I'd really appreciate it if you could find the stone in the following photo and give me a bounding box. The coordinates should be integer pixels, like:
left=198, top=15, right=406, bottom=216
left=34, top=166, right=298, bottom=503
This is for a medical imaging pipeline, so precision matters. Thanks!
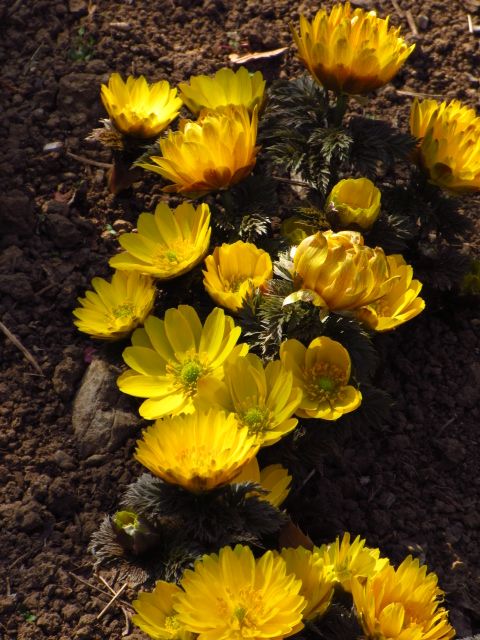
left=72, top=358, right=141, bottom=458
left=45, top=212, right=83, bottom=249
left=0, top=273, right=33, bottom=302
left=52, top=355, right=85, bottom=401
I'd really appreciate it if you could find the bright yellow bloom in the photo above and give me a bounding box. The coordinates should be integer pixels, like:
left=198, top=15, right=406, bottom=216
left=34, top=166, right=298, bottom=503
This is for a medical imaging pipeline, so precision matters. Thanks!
left=179, top=66, right=265, bottom=115
left=100, top=73, right=182, bottom=138
left=109, top=202, right=211, bottom=279
left=137, top=106, right=259, bottom=197
left=132, top=580, right=193, bottom=640
left=280, top=547, right=335, bottom=620
left=285, top=231, right=425, bottom=331
left=316, top=533, right=389, bottom=593
left=196, top=353, right=301, bottom=446
left=352, top=556, right=455, bottom=640
left=326, top=178, right=381, bottom=229
left=410, top=98, right=480, bottom=193
left=292, top=3, right=414, bottom=95
left=280, top=336, right=362, bottom=420
left=73, top=270, right=156, bottom=341
left=135, top=410, right=259, bottom=492
left=234, top=457, right=292, bottom=508
left=174, top=545, right=306, bottom=640
left=355, top=255, right=425, bottom=331
left=203, top=241, right=273, bottom=312
left=117, top=305, right=248, bottom=419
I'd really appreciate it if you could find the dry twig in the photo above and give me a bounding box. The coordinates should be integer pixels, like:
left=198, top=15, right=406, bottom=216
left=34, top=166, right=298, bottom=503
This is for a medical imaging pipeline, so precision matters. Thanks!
left=96, top=583, right=128, bottom=620
left=0, top=320, right=44, bottom=375
left=390, top=0, right=404, bottom=16
left=66, top=151, right=113, bottom=170
left=405, top=10, right=419, bottom=35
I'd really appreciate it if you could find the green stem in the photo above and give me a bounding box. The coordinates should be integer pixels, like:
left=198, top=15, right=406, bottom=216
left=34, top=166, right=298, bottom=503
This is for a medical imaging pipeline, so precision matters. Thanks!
left=331, top=92, right=349, bottom=127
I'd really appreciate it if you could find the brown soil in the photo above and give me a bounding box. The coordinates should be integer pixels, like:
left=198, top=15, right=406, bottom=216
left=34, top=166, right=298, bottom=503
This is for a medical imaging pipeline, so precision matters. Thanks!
left=0, top=0, right=479, bottom=638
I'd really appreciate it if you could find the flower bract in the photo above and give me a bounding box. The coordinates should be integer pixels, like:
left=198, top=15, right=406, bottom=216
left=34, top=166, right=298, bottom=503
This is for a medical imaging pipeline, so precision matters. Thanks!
left=410, top=98, right=480, bottom=193
left=280, top=547, right=335, bottom=620
left=292, top=2, right=414, bottom=95
left=135, top=410, right=260, bottom=492
left=100, top=73, right=182, bottom=138
left=234, top=457, right=292, bottom=508
left=109, top=202, right=211, bottom=279
left=316, top=533, right=389, bottom=592
left=196, top=353, right=301, bottom=446
left=132, top=580, right=193, bottom=640
left=326, top=177, right=381, bottom=229
left=280, top=336, right=362, bottom=420
left=174, top=545, right=306, bottom=640
left=352, top=556, right=455, bottom=640
left=117, top=305, right=248, bottom=419
left=137, top=105, right=259, bottom=196
left=179, top=66, right=265, bottom=115
left=203, top=241, right=273, bottom=312
left=73, top=270, right=156, bottom=340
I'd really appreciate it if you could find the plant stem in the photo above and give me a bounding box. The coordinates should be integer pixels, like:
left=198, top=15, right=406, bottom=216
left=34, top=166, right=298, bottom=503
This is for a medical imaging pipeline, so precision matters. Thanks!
left=331, top=92, right=349, bottom=127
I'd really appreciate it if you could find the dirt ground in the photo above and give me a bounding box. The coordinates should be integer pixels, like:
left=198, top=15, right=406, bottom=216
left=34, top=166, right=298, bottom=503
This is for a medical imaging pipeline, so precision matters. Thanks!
left=0, top=0, right=479, bottom=638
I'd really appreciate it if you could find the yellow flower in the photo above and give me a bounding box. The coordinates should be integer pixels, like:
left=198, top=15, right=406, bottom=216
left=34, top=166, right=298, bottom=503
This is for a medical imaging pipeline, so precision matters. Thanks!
left=117, top=305, right=248, bottom=419
left=352, top=556, right=455, bottom=640
left=410, top=98, right=480, bottom=193
left=203, top=241, right=273, bottom=312
left=196, top=353, right=301, bottom=446
left=132, top=580, right=193, bottom=640
left=316, top=533, right=389, bottom=593
left=280, top=336, right=362, bottom=420
left=73, top=270, right=156, bottom=341
left=100, top=73, right=182, bottom=138
left=135, top=410, right=259, bottom=492
left=326, top=178, right=381, bottom=229
left=137, top=105, right=259, bottom=196
left=292, top=3, right=415, bottom=95
left=355, top=255, right=425, bottom=331
left=285, top=231, right=425, bottom=331
left=233, top=457, right=292, bottom=508
left=109, top=202, right=211, bottom=279
left=179, top=66, right=265, bottom=115
left=174, top=545, right=306, bottom=640
left=280, top=547, right=335, bottom=620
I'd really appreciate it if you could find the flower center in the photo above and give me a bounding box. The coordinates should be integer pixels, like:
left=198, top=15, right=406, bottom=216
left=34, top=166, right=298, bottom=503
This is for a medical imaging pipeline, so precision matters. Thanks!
left=226, top=277, right=246, bottom=293
left=152, top=240, right=191, bottom=270
left=239, top=406, right=271, bottom=437
left=229, top=587, right=265, bottom=634
left=112, top=302, right=135, bottom=320
left=304, top=362, right=347, bottom=402
left=166, top=355, right=209, bottom=397
left=180, top=360, right=204, bottom=388
left=164, top=614, right=181, bottom=634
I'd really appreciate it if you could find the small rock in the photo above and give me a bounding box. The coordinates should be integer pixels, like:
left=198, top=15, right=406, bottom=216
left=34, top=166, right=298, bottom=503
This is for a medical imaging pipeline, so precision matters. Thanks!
left=52, top=355, right=85, bottom=401
left=47, top=478, right=79, bottom=517
left=84, top=453, right=109, bottom=467
left=17, top=504, right=45, bottom=533
left=0, top=190, right=35, bottom=238
left=112, top=219, right=132, bottom=232
left=0, top=595, right=16, bottom=615
left=0, top=273, right=33, bottom=302
left=68, top=0, right=88, bottom=15
left=43, top=141, right=64, bottom=152
left=72, top=358, right=141, bottom=458
left=53, top=450, right=76, bottom=471
left=45, top=212, right=83, bottom=249
left=417, top=14, right=429, bottom=30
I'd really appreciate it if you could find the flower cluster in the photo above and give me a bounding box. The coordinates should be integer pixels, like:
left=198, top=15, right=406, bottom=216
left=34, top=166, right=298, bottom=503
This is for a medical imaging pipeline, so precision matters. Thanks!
left=132, top=539, right=454, bottom=640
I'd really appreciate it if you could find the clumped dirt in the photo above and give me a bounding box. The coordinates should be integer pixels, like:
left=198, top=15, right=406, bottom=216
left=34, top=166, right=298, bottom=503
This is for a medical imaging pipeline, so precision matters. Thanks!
left=0, top=0, right=479, bottom=638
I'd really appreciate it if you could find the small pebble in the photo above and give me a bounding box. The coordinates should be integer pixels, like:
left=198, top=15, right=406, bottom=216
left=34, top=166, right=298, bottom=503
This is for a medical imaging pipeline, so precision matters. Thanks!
left=43, top=141, right=64, bottom=152
left=417, top=14, right=429, bottom=30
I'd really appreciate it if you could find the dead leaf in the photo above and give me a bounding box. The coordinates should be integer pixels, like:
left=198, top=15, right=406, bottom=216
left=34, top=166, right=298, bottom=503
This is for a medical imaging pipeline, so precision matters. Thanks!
left=278, top=519, right=314, bottom=550
left=229, top=46, right=288, bottom=64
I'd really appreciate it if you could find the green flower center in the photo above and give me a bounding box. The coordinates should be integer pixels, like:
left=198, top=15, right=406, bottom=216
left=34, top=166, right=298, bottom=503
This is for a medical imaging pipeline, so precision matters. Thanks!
left=164, top=614, right=181, bottom=634
left=152, top=240, right=191, bottom=270
left=240, top=406, right=270, bottom=437
left=112, top=302, right=135, bottom=319
left=304, top=362, right=347, bottom=402
left=180, top=360, right=204, bottom=388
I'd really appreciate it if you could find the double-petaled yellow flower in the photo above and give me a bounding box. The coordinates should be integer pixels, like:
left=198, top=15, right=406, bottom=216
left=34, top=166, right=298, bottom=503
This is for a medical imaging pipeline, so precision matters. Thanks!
left=109, top=202, right=211, bottom=279
left=132, top=581, right=193, bottom=640
left=352, top=556, right=455, bottom=640
left=196, top=353, right=301, bottom=446
left=174, top=545, right=306, bottom=640
left=233, top=457, right=292, bottom=508
left=203, top=241, right=273, bottom=312
left=410, top=98, right=480, bottom=193
left=326, top=178, right=381, bottom=229
left=179, top=66, right=265, bottom=115
left=117, top=305, right=248, bottom=419
left=73, top=270, right=156, bottom=340
left=355, top=255, right=425, bottom=331
left=137, top=106, right=259, bottom=196
left=135, top=410, right=259, bottom=492
left=280, top=547, right=335, bottom=620
left=292, top=3, right=414, bottom=95
left=280, top=336, right=362, bottom=420
left=285, top=231, right=425, bottom=330
left=316, top=533, right=389, bottom=593
left=100, top=73, right=182, bottom=138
